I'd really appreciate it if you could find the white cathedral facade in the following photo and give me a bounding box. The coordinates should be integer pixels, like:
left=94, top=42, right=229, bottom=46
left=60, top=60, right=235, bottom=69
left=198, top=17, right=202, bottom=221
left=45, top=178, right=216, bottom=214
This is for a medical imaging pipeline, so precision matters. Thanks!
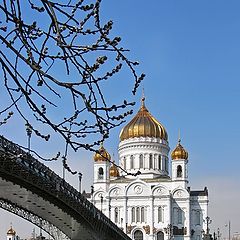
left=90, top=97, right=209, bottom=240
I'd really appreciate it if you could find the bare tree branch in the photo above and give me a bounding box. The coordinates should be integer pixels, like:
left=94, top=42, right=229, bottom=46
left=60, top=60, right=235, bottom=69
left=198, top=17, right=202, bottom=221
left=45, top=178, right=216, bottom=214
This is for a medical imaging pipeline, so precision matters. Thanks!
left=0, top=0, right=144, bottom=174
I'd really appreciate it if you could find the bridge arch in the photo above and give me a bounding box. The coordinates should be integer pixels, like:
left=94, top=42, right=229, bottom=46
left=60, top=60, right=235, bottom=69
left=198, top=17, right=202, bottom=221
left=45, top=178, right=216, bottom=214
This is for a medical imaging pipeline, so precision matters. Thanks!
left=0, top=136, right=131, bottom=240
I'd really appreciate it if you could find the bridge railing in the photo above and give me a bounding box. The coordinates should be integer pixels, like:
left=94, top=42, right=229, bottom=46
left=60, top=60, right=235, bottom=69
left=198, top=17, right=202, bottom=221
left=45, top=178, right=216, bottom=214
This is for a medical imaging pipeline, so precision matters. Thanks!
left=0, top=135, right=130, bottom=240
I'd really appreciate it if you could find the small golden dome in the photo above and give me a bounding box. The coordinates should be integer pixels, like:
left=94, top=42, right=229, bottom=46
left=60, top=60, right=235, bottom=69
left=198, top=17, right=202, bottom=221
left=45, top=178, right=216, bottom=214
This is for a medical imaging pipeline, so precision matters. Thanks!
left=171, top=139, right=188, bottom=160
left=119, top=97, right=168, bottom=141
left=7, top=226, right=16, bottom=236
left=110, top=163, right=120, bottom=177
left=94, top=144, right=111, bottom=162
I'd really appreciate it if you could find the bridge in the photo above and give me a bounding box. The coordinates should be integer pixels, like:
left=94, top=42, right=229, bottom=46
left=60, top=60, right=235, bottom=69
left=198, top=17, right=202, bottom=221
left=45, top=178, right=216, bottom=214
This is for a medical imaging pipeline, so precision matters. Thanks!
left=0, top=135, right=131, bottom=240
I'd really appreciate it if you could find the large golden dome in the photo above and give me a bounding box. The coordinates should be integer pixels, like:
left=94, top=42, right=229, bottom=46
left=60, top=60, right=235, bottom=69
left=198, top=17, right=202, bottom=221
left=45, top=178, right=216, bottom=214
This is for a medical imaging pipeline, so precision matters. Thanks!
left=119, top=97, right=168, bottom=141
left=171, top=139, right=188, bottom=160
left=94, top=144, right=111, bottom=162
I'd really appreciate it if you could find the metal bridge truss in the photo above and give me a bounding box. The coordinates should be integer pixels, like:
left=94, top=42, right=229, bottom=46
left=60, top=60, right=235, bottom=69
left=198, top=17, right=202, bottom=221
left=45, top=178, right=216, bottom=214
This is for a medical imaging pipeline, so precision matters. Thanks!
left=0, top=135, right=131, bottom=240
left=0, top=198, right=69, bottom=240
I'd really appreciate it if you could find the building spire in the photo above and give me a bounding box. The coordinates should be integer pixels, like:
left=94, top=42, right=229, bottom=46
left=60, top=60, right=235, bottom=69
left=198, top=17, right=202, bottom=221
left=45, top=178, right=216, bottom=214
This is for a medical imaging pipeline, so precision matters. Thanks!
left=141, top=88, right=146, bottom=108
left=178, top=129, right=181, bottom=144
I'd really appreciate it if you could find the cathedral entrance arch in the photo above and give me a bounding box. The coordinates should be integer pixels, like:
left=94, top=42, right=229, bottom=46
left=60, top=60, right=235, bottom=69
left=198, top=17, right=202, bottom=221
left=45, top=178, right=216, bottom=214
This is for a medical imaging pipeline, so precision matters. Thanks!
left=157, top=231, right=164, bottom=240
left=134, top=230, right=143, bottom=240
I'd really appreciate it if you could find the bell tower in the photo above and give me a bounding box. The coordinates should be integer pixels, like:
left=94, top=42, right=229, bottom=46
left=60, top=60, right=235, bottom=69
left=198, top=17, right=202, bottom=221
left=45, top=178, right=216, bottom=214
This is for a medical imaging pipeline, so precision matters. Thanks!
left=93, top=144, right=111, bottom=192
left=171, top=138, right=189, bottom=188
left=7, top=225, right=16, bottom=240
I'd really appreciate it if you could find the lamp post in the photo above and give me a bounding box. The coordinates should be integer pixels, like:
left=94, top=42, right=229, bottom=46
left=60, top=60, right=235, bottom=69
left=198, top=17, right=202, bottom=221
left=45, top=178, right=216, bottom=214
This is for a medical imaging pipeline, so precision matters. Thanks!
left=25, top=123, right=32, bottom=155
left=225, top=221, right=231, bottom=240
left=78, top=172, right=82, bottom=193
left=91, top=185, right=94, bottom=203
left=205, top=216, right=212, bottom=235
left=100, top=195, right=103, bottom=212
left=164, top=224, right=173, bottom=240
left=217, top=228, right=221, bottom=240
left=109, top=200, right=111, bottom=219
left=62, top=159, right=65, bottom=180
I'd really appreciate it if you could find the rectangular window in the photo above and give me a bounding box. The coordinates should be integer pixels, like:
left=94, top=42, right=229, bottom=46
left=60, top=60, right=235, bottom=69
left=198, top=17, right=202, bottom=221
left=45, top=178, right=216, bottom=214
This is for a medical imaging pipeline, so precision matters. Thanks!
left=141, top=207, right=145, bottom=222
left=158, top=206, right=163, bottom=222
left=178, top=208, right=183, bottom=224
left=136, top=207, right=140, bottom=222
left=158, top=155, right=161, bottom=170
left=132, top=207, right=135, bottom=223
left=139, top=154, right=143, bottom=168
left=114, top=207, right=119, bottom=224
left=195, top=210, right=201, bottom=225
left=123, top=157, right=126, bottom=169
left=165, top=158, right=168, bottom=172
left=130, top=155, right=134, bottom=169
left=173, top=207, right=178, bottom=225
left=149, top=154, right=153, bottom=169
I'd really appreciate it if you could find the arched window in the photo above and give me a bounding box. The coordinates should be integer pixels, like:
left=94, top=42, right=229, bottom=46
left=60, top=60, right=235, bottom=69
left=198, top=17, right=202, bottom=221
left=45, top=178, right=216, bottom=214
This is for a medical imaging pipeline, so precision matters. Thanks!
left=158, top=155, right=161, bottom=170
left=130, top=155, right=134, bottom=169
left=136, top=207, right=140, bottom=222
left=141, top=207, right=145, bottom=222
left=114, top=207, right=119, bottom=224
left=149, top=154, right=153, bottom=169
left=177, top=165, right=182, bottom=178
left=98, top=167, right=104, bottom=179
left=131, top=207, right=135, bottom=223
left=157, top=231, right=164, bottom=240
left=139, top=154, right=143, bottom=168
left=195, top=210, right=201, bottom=225
left=158, top=206, right=163, bottom=222
left=134, top=230, right=143, bottom=240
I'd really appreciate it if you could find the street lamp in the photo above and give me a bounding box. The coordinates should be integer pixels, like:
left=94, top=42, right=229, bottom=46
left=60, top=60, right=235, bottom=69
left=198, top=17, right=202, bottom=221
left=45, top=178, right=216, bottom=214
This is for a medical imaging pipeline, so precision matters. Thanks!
left=100, top=195, right=103, bottom=212
left=78, top=172, right=82, bottom=193
left=204, top=216, right=212, bottom=235
left=62, top=159, right=65, bottom=180
left=109, top=200, right=111, bottom=219
left=225, top=221, right=231, bottom=240
left=217, top=228, right=221, bottom=240
left=25, top=123, right=32, bottom=155
left=91, top=185, right=94, bottom=203
left=164, top=224, right=173, bottom=240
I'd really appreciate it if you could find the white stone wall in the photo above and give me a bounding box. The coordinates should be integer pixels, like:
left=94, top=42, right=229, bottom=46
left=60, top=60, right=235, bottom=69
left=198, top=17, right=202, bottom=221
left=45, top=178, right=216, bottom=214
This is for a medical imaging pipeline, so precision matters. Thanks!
left=118, top=137, right=170, bottom=178
left=92, top=134, right=208, bottom=240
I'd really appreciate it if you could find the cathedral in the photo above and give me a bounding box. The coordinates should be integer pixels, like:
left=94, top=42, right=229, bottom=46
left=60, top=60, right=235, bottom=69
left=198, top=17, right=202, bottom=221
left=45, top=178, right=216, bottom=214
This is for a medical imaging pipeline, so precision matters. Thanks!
left=91, top=97, right=209, bottom=240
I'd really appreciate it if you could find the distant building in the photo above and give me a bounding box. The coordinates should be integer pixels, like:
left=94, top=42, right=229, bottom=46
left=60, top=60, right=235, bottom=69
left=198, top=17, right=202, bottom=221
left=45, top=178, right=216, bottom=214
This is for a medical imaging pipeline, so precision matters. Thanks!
left=7, top=226, right=20, bottom=240
left=6, top=225, right=49, bottom=240
left=232, top=233, right=240, bottom=240
left=90, top=97, right=209, bottom=240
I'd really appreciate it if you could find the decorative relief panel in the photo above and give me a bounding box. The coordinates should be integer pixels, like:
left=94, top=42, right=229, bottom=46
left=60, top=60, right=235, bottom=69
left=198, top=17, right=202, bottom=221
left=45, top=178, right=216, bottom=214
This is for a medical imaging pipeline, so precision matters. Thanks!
left=156, top=188, right=164, bottom=194
left=173, top=189, right=188, bottom=198
left=143, top=225, right=150, bottom=234
left=112, top=188, right=120, bottom=196
left=153, top=186, right=168, bottom=196
left=176, top=190, right=183, bottom=197
left=127, top=225, right=135, bottom=234
left=134, top=185, right=143, bottom=194
left=126, top=182, right=150, bottom=196
left=109, top=187, right=123, bottom=197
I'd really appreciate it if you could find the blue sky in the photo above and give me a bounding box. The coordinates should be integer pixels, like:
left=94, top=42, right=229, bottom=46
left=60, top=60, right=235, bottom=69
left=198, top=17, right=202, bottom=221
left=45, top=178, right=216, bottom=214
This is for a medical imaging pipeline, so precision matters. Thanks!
left=1, top=1, right=240, bottom=239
